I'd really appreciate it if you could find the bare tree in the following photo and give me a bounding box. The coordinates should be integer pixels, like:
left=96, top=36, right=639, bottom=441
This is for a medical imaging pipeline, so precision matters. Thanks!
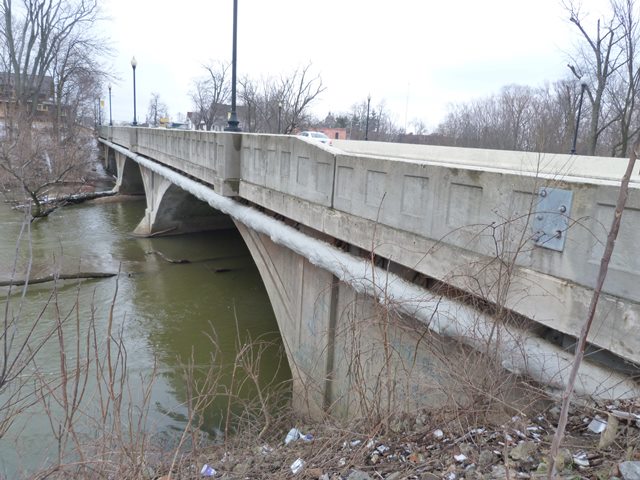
left=607, top=0, right=640, bottom=156
left=0, top=0, right=100, bottom=125
left=435, top=81, right=589, bottom=153
left=0, top=0, right=108, bottom=219
left=565, top=0, right=627, bottom=155
left=189, top=61, right=230, bottom=130
left=278, top=63, right=325, bottom=133
left=146, top=92, right=168, bottom=127
left=236, top=63, right=325, bottom=133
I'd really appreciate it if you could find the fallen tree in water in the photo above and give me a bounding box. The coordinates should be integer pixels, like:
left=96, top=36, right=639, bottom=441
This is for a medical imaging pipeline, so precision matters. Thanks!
left=0, top=271, right=117, bottom=287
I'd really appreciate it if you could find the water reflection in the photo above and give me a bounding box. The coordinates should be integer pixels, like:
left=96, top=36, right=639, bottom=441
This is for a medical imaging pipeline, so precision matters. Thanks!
left=0, top=199, right=290, bottom=475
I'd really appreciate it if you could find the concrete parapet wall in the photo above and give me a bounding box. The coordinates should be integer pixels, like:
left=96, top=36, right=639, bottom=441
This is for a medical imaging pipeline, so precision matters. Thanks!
left=240, top=134, right=336, bottom=206
left=101, top=126, right=240, bottom=196
left=238, top=136, right=640, bottom=365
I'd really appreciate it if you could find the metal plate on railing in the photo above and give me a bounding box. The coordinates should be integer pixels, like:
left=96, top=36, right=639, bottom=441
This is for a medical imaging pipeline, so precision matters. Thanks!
left=532, top=187, right=573, bottom=252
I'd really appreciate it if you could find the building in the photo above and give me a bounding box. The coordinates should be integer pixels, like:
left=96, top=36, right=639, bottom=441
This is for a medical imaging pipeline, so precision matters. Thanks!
left=0, top=73, right=55, bottom=121
left=318, top=128, right=347, bottom=140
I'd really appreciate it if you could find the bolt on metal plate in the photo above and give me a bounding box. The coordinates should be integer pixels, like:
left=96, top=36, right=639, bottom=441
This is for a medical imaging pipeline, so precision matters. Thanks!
left=531, top=187, right=573, bottom=252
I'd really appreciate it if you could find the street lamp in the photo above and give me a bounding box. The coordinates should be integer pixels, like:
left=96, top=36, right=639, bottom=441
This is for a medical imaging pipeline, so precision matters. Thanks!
left=131, top=56, right=138, bottom=126
left=570, top=82, right=588, bottom=154
left=365, top=94, right=371, bottom=141
left=278, top=101, right=282, bottom=134
left=225, top=0, right=241, bottom=132
left=108, top=84, right=113, bottom=126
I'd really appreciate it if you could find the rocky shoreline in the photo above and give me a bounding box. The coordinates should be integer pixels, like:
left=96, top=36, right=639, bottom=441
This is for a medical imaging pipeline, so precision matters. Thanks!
left=159, top=398, right=640, bottom=479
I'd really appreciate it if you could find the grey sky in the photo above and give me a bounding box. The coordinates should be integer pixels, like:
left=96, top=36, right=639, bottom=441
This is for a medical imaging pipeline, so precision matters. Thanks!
left=101, top=0, right=611, bottom=129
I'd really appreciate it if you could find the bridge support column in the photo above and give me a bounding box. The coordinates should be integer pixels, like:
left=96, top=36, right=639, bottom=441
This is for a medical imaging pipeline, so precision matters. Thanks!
left=114, top=151, right=144, bottom=194
left=103, top=145, right=117, bottom=175
left=237, top=223, right=471, bottom=419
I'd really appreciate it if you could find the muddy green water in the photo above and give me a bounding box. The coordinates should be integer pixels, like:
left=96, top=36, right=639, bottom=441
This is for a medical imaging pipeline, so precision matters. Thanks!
left=0, top=199, right=289, bottom=476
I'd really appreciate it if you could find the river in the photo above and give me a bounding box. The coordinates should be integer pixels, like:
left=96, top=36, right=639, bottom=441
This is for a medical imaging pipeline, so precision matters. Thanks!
left=0, top=196, right=290, bottom=477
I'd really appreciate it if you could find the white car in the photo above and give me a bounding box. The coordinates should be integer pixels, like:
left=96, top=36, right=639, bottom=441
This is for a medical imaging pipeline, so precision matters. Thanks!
left=297, top=131, right=332, bottom=145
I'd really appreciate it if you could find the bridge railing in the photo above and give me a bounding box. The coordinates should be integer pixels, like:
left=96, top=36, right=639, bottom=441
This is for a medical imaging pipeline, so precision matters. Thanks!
left=100, top=126, right=240, bottom=196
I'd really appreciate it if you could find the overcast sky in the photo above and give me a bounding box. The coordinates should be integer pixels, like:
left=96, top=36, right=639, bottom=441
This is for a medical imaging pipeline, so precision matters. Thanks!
left=100, top=0, right=612, bottom=130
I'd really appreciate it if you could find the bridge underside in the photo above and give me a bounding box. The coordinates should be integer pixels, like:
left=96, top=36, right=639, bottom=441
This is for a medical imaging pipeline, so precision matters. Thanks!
left=113, top=152, right=233, bottom=236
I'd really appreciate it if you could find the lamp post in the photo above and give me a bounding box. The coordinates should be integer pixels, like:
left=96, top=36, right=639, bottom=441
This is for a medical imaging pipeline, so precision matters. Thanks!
left=131, top=56, right=138, bottom=126
left=570, top=82, right=587, bottom=154
left=108, top=84, right=113, bottom=126
left=365, top=94, right=371, bottom=141
left=278, top=101, right=282, bottom=133
left=225, top=0, right=241, bottom=131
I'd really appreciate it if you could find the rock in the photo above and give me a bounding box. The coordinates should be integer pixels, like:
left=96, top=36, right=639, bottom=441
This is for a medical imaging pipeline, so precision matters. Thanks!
left=347, top=470, right=372, bottom=480
left=509, top=441, right=537, bottom=461
left=232, top=462, right=250, bottom=474
left=490, top=465, right=517, bottom=479
left=306, top=467, right=323, bottom=478
left=385, top=474, right=402, bottom=480
left=419, top=474, right=439, bottom=480
left=548, top=405, right=561, bottom=419
left=459, top=442, right=474, bottom=456
left=620, top=461, right=640, bottom=480
left=409, top=451, right=425, bottom=463
left=478, top=449, right=495, bottom=467
left=554, top=448, right=572, bottom=471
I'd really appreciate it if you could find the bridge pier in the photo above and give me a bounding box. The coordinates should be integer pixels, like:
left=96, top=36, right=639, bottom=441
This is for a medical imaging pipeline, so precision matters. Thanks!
left=237, top=222, right=472, bottom=418
left=133, top=164, right=234, bottom=236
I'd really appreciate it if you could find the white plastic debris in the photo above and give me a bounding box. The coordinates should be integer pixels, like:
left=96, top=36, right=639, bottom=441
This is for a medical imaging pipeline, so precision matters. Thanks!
left=587, top=416, right=607, bottom=434
left=200, top=464, right=216, bottom=476
left=285, top=428, right=301, bottom=444
left=454, top=453, right=467, bottom=463
left=376, top=444, right=390, bottom=454
left=260, top=444, right=273, bottom=454
left=338, top=457, right=346, bottom=467
left=609, top=409, right=640, bottom=421
left=573, top=452, right=590, bottom=467
left=366, top=439, right=376, bottom=449
left=433, top=429, right=444, bottom=439
left=290, top=458, right=305, bottom=475
left=350, top=439, right=362, bottom=447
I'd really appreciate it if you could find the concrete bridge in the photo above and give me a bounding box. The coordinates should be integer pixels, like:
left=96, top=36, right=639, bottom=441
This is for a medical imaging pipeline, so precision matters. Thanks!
left=98, top=126, right=640, bottom=417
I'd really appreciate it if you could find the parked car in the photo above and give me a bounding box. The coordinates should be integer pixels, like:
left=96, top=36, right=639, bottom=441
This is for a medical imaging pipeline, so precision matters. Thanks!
left=297, top=131, right=331, bottom=145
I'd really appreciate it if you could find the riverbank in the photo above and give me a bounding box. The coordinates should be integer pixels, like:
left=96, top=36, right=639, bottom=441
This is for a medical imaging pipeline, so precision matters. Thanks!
left=160, top=397, right=640, bottom=479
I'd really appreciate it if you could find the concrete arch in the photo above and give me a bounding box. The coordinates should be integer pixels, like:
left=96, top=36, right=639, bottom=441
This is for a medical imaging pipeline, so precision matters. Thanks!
left=110, top=145, right=232, bottom=236
left=114, top=151, right=144, bottom=194
left=234, top=222, right=461, bottom=419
